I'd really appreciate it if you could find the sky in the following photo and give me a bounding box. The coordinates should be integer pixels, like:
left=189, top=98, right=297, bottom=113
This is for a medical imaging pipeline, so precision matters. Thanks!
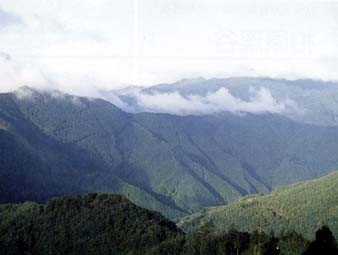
left=1, top=0, right=338, bottom=96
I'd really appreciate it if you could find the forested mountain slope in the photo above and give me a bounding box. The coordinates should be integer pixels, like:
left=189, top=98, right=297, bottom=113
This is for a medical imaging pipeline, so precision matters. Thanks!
left=1, top=193, right=318, bottom=255
left=0, top=91, right=184, bottom=218
left=2, top=87, right=338, bottom=218
left=0, top=193, right=183, bottom=255
left=179, top=170, right=338, bottom=240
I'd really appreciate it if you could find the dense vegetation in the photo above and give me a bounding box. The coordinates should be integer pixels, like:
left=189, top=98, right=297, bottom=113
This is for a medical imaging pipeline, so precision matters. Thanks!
left=2, top=87, right=338, bottom=218
left=4, top=193, right=338, bottom=255
left=0, top=193, right=184, bottom=255
left=180, top=170, right=338, bottom=240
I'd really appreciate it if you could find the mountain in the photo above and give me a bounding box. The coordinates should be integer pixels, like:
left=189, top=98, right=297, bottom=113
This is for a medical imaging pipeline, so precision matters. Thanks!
left=0, top=193, right=183, bottom=255
left=104, top=77, right=338, bottom=126
left=0, top=89, right=184, bottom=218
left=0, top=92, right=110, bottom=202
left=179, top=170, right=338, bottom=240
left=2, top=86, right=338, bottom=218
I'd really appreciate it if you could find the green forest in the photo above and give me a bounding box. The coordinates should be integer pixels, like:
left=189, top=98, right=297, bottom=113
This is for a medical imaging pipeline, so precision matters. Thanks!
left=1, top=193, right=337, bottom=255
left=3, top=88, right=338, bottom=219
left=2, top=88, right=338, bottom=254
left=180, top=170, right=338, bottom=240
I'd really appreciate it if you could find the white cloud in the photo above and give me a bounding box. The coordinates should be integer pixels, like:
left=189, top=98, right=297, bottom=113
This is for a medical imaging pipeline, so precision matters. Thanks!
left=13, top=86, right=35, bottom=100
left=0, top=0, right=338, bottom=95
left=14, top=86, right=91, bottom=108
left=124, top=87, right=301, bottom=115
left=13, top=83, right=301, bottom=116
left=0, top=8, right=22, bottom=28
left=0, top=52, right=47, bottom=92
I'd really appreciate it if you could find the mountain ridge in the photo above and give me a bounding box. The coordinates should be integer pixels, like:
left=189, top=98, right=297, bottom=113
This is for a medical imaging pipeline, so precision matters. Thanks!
left=2, top=85, right=338, bottom=218
left=103, top=77, right=338, bottom=126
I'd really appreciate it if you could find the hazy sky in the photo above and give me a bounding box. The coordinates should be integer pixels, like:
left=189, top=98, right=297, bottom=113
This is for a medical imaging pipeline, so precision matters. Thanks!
left=1, top=0, right=338, bottom=95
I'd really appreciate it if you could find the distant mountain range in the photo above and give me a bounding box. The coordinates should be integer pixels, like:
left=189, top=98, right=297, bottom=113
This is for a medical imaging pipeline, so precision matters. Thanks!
left=179, top=170, right=338, bottom=240
left=2, top=78, right=338, bottom=218
left=103, top=77, right=338, bottom=126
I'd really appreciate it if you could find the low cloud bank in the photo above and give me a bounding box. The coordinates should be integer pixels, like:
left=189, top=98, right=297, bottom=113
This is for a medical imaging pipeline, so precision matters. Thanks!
left=109, top=87, right=301, bottom=116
